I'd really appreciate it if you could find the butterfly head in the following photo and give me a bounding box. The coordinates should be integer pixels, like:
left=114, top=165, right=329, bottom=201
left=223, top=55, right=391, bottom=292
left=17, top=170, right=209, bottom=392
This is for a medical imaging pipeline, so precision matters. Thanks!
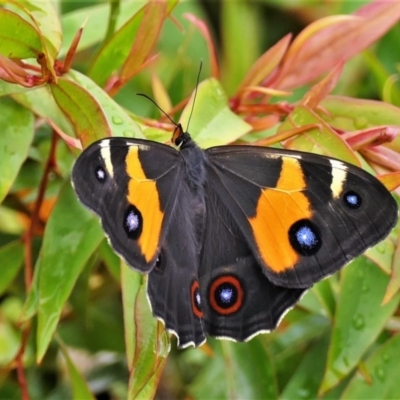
left=172, top=123, right=192, bottom=148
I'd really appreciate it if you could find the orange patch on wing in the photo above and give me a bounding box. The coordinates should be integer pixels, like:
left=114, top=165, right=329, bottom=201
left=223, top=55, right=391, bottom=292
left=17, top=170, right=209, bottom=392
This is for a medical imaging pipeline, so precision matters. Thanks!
left=249, top=157, right=312, bottom=273
left=126, top=146, right=163, bottom=263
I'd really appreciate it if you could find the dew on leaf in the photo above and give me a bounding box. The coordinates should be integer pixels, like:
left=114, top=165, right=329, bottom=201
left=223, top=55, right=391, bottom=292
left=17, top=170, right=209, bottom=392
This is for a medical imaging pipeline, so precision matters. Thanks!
left=112, top=116, right=123, bottom=125
left=352, top=314, right=365, bottom=330
left=375, top=365, right=386, bottom=383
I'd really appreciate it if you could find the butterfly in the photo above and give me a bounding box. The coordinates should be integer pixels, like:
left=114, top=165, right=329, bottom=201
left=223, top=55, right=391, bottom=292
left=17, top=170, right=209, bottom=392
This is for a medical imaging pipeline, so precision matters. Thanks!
left=72, top=123, right=398, bottom=348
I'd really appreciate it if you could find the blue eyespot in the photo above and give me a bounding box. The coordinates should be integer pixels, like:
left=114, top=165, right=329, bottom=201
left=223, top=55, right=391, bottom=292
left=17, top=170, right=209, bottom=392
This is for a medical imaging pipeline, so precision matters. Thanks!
left=124, top=205, right=142, bottom=239
left=289, top=219, right=321, bottom=256
left=343, top=190, right=362, bottom=209
left=215, top=282, right=238, bottom=309
left=209, top=275, right=244, bottom=315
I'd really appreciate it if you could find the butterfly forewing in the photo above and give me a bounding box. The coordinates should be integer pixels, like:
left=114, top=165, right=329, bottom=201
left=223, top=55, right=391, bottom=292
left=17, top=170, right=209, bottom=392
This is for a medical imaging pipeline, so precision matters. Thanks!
left=72, top=138, right=184, bottom=272
left=206, top=146, right=398, bottom=288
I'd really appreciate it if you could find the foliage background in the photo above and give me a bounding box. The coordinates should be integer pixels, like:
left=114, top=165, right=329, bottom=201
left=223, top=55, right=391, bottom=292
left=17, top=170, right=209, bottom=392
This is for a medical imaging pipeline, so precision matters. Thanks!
left=0, top=0, right=400, bottom=399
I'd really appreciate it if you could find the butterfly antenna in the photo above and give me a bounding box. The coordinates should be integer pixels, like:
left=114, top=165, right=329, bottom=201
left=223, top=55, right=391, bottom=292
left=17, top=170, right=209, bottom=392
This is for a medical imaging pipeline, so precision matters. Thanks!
left=136, top=93, right=178, bottom=127
left=186, top=60, right=202, bottom=132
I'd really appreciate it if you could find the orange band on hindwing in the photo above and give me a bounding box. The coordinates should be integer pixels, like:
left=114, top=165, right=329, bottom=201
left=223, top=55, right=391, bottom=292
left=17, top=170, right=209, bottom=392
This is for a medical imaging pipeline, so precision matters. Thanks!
left=125, top=146, right=163, bottom=263
left=249, top=157, right=312, bottom=273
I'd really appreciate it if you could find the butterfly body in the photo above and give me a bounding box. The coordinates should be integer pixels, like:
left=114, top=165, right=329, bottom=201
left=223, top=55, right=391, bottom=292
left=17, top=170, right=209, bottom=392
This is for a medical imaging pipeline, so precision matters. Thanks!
left=72, top=126, right=398, bottom=348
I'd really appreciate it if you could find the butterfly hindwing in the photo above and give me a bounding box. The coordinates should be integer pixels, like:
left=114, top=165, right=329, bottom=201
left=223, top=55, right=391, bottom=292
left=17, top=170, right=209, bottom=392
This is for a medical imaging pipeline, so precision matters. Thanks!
left=147, top=180, right=206, bottom=348
left=72, top=138, right=183, bottom=272
left=199, top=184, right=305, bottom=341
left=206, top=146, right=398, bottom=288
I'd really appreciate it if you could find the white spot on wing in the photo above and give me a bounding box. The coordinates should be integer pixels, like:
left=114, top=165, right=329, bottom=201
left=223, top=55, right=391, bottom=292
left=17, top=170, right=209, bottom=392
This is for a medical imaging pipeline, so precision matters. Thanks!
left=100, top=144, right=114, bottom=178
left=330, top=159, right=347, bottom=198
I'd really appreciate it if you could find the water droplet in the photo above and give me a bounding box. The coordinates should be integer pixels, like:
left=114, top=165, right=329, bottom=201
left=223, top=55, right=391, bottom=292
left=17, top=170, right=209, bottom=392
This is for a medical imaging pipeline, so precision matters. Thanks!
left=357, top=269, right=365, bottom=279
left=123, top=130, right=134, bottom=137
left=362, top=283, right=370, bottom=293
left=382, top=352, right=390, bottom=363
left=343, top=356, right=350, bottom=367
left=376, top=243, right=386, bottom=254
left=297, top=388, right=310, bottom=399
left=112, top=116, right=123, bottom=125
left=355, top=117, right=368, bottom=129
left=375, top=366, right=386, bottom=382
left=352, top=314, right=365, bottom=330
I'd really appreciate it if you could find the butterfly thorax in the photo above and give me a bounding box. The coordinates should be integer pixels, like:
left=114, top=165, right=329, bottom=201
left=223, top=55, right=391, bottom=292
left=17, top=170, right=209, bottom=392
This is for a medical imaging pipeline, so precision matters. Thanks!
left=180, top=134, right=207, bottom=195
left=179, top=135, right=208, bottom=256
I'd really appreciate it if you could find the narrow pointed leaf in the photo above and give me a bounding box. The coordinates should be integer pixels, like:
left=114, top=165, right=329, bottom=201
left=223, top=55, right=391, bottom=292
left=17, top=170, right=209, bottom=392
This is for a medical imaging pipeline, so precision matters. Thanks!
left=121, top=262, right=141, bottom=368
left=10, top=0, right=62, bottom=77
left=66, top=70, right=144, bottom=140
left=88, top=4, right=144, bottom=86
left=0, top=241, right=24, bottom=296
left=58, top=339, right=96, bottom=400
left=179, top=78, right=252, bottom=148
left=128, top=275, right=168, bottom=400
left=281, top=335, right=330, bottom=400
left=321, top=96, right=400, bottom=150
left=51, top=77, right=111, bottom=147
left=0, top=9, right=42, bottom=58
left=60, top=1, right=145, bottom=57
left=120, top=1, right=168, bottom=81
left=275, top=2, right=400, bottom=89
left=237, top=34, right=292, bottom=92
left=36, top=182, right=104, bottom=362
left=280, top=105, right=359, bottom=165
left=0, top=97, right=34, bottom=203
left=320, top=257, right=400, bottom=394
left=341, top=334, right=400, bottom=399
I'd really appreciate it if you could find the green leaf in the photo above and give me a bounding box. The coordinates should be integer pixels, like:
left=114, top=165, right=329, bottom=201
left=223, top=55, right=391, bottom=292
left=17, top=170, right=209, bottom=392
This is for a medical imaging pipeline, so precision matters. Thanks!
left=321, top=257, right=400, bottom=394
left=121, top=263, right=141, bottom=367
left=35, top=182, right=104, bottom=362
left=0, top=9, right=42, bottom=58
left=0, top=97, right=34, bottom=203
left=120, top=1, right=168, bottom=81
left=15, top=0, right=62, bottom=76
left=51, top=77, right=111, bottom=147
left=220, top=1, right=263, bottom=95
left=88, top=3, right=148, bottom=87
left=11, top=86, right=75, bottom=136
left=179, top=78, right=252, bottom=147
left=0, top=241, right=24, bottom=296
left=280, top=105, right=360, bottom=165
left=57, top=338, right=96, bottom=400
left=341, top=333, right=400, bottom=399
left=300, top=278, right=336, bottom=320
left=321, top=95, right=400, bottom=149
left=66, top=70, right=144, bottom=139
left=190, top=340, right=277, bottom=399
left=98, top=239, right=120, bottom=282
left=127, top=274, right=168, bottom=400
left=60, top=1, right=145, bottom=57
left=281, top=335, right=330, bottom=400
left=223, top=340, right=277, bottom=399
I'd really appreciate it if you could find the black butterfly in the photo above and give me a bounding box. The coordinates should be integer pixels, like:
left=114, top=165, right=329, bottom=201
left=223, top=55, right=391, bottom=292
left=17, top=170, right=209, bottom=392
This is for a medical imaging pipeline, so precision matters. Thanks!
left=72, top=123, right=398, bottom=348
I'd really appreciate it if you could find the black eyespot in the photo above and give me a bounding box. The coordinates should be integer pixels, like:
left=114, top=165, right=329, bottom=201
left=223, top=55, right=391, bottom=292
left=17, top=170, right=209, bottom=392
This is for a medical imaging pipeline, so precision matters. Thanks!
left=95, top=166, right=107, bottom=182
left=123, top=205, right=142, bottom=240
left=209, top=275, right=244, bottom=315
left=289, top=219, right=321, bottom=256
left=153, top=253, right=163, bottom=274
left=343, top=190, right=362, bottom=209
